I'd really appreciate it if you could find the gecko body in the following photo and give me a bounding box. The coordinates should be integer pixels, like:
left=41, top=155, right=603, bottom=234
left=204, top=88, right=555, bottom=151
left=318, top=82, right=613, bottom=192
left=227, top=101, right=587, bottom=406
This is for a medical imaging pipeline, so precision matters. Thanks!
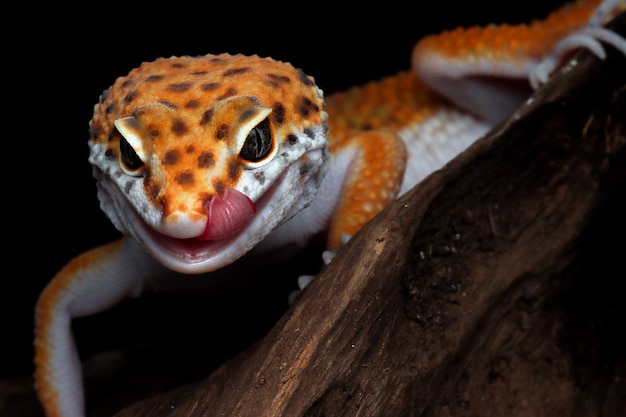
left=35, top=1, right=626, bottom=416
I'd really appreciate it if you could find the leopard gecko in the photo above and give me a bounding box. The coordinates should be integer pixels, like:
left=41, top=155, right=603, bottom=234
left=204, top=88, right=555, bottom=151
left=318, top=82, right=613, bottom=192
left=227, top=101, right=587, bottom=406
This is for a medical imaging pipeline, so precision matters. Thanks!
left=34, top=0, right=626, bottom=416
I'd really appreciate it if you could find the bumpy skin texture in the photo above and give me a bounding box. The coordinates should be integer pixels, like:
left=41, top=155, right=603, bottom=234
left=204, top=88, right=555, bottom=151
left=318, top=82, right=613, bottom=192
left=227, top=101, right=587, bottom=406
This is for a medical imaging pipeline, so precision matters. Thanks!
left=91, top=54, right=327, bottom=245
left=34, top=1, right=625, bottom=416
left=90, top=54, right=326, bottom=225
left=414, top=0, right=610, bottom=67
left=88, top=54, right=331, bottom=273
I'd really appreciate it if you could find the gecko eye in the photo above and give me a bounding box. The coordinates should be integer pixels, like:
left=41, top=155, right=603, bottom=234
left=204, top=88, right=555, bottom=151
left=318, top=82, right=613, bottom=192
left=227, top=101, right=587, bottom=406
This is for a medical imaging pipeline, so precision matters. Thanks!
left=120, top=136, right=145, bottom=173
left=239, top=118, right=273, bottom=163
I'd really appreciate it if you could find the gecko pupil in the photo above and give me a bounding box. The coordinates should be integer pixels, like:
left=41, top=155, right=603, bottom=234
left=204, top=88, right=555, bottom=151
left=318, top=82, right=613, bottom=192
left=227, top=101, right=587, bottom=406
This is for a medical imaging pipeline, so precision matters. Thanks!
left=240, top=118, right=273, bottom=162
left=120, top=137, right=145, bottom=171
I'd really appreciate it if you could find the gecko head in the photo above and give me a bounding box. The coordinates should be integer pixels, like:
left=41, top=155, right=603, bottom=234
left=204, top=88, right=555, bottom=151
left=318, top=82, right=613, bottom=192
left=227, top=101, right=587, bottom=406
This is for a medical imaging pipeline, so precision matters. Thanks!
left=88, top=53, right=328, bottom=274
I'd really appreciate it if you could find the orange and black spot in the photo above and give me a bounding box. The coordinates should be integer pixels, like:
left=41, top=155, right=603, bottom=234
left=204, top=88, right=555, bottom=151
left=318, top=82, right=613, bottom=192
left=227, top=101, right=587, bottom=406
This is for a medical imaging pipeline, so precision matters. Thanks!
left=149, top=127, right=161, bottom=138
left=218, top=87, right=237, bottom=100
left=299, top=96, right=319, bottom=117
left=167, top=82, right=193, bottom=91
left=198, top=152, right=215, bottom=168
left=145, top=75, right=164, bottom=82
left=185, top=99, right=200, bottom=108
left=213, top=180, right=225, bottom=196
left=272, top=102, right=285, bottom=124
left=287, top=134, right=298, bottom=145
left=172, top=119, right=188, bottom=136
left=200, top=109, right=214, bottom=125
left=201, top=82, right=221, bottom=91
left=105, top=103, right=116, bottom=115
left=227, top=159, right=239, bottom=180
left=175, top=171, right=194, bottom=187
left=162, top=149, right=180, bottom=165
left=146, top=176, right=161, bottom=202
left=296, top=68, right=314, bottom=87
left=124, top=91, right=139, bottom=105
left=223, top=67, right=250, bottom=77
left=216, top=123, right=229, bottom=140
left=265, top=73, right=291, bottom=89
left=121, top=79, right=135, bottom=89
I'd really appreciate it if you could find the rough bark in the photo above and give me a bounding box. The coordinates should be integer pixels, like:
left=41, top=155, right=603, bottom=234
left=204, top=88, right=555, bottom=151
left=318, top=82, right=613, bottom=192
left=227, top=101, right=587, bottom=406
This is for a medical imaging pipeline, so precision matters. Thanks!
left=114, top=15, right=626, bottom=417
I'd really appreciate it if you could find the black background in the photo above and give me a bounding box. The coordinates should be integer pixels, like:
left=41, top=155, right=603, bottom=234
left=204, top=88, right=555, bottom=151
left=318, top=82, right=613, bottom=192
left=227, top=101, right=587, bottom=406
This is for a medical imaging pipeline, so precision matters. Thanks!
left=5, top=0, right=566, bottom=390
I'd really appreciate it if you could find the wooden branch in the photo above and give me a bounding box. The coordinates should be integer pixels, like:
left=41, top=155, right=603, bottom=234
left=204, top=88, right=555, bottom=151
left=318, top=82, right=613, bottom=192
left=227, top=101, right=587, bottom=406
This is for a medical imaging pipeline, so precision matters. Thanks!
left=115, top=14, right=626, bottom=417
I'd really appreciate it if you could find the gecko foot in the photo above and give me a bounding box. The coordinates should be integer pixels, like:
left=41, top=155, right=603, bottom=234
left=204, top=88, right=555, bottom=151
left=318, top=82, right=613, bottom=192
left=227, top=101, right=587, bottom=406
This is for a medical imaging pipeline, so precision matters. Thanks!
left=288, top=234, right=352, bottom=304
left=530, top=1, right=626, bottom=88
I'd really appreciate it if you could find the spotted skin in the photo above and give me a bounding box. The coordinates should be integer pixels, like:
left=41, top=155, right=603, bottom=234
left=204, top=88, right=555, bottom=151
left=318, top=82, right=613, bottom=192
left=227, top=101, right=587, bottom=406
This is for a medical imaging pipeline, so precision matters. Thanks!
left=413, top=0, right=625, bottom=67
left=34, top=1, right=626, bottom=416
left=90, top=54, right=326, bottom=234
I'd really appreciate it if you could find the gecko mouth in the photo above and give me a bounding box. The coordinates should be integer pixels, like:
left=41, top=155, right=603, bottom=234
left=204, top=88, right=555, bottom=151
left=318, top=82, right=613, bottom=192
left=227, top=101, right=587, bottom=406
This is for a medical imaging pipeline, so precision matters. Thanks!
left=141, top=176, right=282, bottom=267
left=160, top=180, right=280, bottom=255
left=102, top=145, right=326, bottom=274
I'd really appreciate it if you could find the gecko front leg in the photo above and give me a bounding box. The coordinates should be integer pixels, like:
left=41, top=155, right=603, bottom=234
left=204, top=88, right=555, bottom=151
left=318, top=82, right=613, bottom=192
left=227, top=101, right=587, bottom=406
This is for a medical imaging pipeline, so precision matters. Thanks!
left=35, top=238, right=165, bottom=417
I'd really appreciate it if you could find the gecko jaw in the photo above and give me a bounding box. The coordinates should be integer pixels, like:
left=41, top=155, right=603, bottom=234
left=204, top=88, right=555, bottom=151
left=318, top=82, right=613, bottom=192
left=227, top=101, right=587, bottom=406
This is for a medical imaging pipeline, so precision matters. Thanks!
left=129, top=174, right=283, bottom=273
left=113, top=147, right=326, bottom=274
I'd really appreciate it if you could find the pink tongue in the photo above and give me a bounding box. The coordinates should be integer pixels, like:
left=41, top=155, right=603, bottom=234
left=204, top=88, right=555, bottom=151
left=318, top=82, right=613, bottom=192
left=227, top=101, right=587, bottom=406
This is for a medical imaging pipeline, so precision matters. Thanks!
left=200, top=188, right=257, bottom=241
